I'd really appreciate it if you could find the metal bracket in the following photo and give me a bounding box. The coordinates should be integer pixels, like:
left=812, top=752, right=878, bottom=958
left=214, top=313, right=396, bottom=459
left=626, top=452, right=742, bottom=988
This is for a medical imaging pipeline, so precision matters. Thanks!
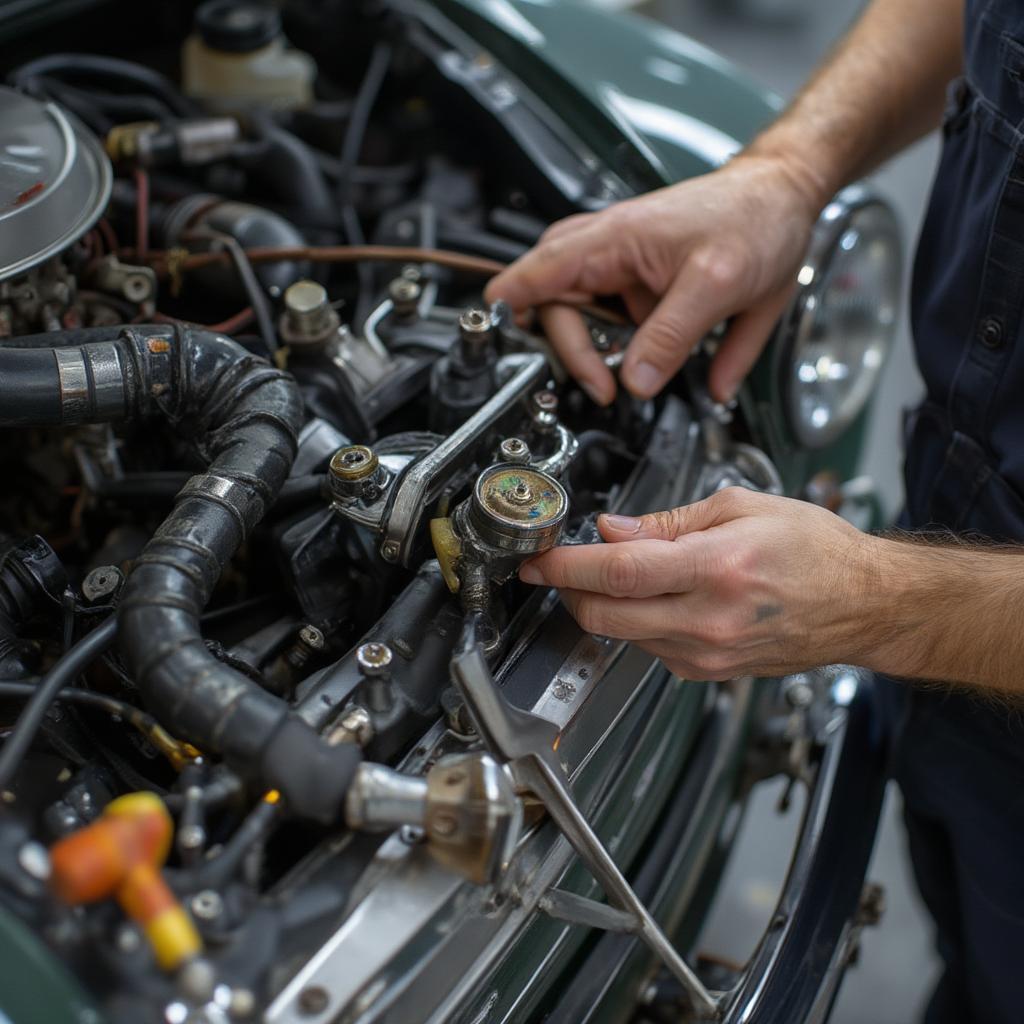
left=450, top=617, right=721, bottom=1021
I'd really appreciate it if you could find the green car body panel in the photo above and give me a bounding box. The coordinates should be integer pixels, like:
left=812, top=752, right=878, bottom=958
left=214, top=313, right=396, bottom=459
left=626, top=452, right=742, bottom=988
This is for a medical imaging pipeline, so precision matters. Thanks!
left=436, top=0, right=884, bottom=497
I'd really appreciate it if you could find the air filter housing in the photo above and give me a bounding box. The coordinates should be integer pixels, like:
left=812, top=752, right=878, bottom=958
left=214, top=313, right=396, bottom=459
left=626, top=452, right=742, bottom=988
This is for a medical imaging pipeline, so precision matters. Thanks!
left=0, top=85, right=112, bottom=282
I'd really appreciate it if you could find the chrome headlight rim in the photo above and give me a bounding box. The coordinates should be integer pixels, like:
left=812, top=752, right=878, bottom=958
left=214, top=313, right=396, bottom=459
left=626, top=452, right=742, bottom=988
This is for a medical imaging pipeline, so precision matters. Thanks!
left=776, top=186, right=902, bottom=450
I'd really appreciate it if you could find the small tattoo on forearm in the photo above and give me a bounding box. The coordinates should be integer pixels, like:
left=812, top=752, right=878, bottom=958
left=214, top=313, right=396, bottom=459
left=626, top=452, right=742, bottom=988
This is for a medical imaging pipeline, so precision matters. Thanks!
left=755, top=603, right=783, bottom=622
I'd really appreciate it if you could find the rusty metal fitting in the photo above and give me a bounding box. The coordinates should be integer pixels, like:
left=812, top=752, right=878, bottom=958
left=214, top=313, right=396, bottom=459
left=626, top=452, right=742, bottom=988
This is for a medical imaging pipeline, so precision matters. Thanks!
left=530, top=390, right=559, bottom=433
left=280, top=279, right=340, bottom=350
left=327, top=705, right=374, bottom=748
left=329, top=445, right=386, bottom=505
left=457, top=308, right=494, bottom=367
left=389, top=276, right=422, bottom=320
left=498, top=437, right=531, bottom=465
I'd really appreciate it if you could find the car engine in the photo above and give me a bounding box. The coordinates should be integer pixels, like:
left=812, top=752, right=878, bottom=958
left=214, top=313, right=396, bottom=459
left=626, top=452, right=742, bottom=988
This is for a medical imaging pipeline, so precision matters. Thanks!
left=0, top=4, right=800, bottom=1022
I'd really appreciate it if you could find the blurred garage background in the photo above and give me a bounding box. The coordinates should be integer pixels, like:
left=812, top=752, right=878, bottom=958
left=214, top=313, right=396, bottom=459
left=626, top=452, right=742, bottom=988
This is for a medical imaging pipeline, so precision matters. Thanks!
left=578, top=1, right=941, bottom=1020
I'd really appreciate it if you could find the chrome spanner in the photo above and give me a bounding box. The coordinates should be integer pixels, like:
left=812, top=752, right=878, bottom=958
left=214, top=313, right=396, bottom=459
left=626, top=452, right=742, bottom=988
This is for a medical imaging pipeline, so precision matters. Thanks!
left=450, top=616, right=721, bottom=1021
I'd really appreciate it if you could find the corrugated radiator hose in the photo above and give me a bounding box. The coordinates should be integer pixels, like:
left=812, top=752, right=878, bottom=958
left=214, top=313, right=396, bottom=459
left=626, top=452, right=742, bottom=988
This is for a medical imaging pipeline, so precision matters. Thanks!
left=0, top=324, right=361, bottom=823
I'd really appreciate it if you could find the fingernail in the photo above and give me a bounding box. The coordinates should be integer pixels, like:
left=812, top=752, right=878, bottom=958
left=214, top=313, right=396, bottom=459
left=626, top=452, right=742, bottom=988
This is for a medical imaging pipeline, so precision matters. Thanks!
left=519, top=563, right=544, bottom=584
left=626, top=361, right=661, bottom=396
left=600, top=514, right=641, bottom=534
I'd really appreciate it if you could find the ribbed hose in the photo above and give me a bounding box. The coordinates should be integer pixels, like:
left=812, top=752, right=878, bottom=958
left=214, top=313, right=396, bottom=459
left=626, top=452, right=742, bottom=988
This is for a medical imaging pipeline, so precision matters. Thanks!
left=0, top=324, right=360, bottom=823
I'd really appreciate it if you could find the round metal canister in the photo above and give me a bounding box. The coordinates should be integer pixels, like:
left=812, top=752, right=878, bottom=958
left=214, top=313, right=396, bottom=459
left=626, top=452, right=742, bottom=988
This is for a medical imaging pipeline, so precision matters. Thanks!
left=0, top=86, right=112, bottom=281
left=468, top=464, right=568, bottom=556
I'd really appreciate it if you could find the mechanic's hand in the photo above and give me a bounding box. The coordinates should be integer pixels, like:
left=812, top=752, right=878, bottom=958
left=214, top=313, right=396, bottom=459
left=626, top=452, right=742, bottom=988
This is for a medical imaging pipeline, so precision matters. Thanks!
left=518, top=488, right=877, bottom=681
left=484, top=155, right=821, bottom=405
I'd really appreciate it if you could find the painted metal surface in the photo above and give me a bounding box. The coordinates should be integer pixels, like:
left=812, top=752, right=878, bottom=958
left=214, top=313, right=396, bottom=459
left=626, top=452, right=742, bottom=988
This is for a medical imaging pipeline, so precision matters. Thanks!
left=435, top=0, right=781, bottom=183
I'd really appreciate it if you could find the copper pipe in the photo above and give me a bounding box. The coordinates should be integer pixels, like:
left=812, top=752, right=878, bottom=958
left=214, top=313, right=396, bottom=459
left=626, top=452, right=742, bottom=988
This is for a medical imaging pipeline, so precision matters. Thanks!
left=127, top=244, right=628, bottom=327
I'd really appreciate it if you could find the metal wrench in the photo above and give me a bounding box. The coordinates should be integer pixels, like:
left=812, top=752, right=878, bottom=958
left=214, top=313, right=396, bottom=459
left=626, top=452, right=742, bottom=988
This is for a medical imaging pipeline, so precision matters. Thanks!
left=450, top=615, right=721, bottom=1021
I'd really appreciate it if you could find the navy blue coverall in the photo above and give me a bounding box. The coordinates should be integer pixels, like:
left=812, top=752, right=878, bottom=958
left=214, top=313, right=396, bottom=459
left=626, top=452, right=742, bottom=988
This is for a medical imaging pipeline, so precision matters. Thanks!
left=882, top=1, right=1024, bottom=1020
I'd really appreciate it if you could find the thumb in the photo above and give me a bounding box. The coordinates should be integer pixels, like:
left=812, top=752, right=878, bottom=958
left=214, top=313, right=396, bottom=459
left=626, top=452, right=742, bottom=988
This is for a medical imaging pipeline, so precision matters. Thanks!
left=598, top=488, right=759, bottom=542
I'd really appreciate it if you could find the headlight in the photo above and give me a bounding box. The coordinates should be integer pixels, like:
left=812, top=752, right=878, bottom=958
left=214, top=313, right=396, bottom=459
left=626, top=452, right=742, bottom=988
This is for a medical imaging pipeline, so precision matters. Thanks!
left=779, top=191, right=901, bottom=448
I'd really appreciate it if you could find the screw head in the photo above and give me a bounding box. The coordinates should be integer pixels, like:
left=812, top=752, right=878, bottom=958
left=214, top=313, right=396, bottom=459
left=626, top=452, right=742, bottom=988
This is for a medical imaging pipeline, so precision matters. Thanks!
left=82, top=565, right=123, bottom=604
left=189, top=889, right=223, bottom=922
left=499, top=437, right=531, bottom=464
left=532, top=390, right=558, bottom=413
left=299, top=625, right=325, bottom=652
left=329, top=445, right=378, bottom=483
left=297, top=986, right=329, bottom=1016
left=356, top=642, right=393, bottom=678
left=380, top=540, right=400, bottom=562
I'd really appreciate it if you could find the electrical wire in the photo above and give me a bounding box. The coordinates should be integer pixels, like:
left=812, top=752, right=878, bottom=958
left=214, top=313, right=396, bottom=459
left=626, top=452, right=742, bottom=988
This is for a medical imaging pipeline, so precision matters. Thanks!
left=181, top=229, right=278, bottom=353
left=336, top=42, right=394, bottom=327
left=0, top=616, right=118, bottom=791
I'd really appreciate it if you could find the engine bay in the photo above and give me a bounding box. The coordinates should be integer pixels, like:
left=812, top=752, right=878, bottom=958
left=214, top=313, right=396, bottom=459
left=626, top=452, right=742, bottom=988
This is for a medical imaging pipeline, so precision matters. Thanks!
left=0, top=3, right=789, bottom=1021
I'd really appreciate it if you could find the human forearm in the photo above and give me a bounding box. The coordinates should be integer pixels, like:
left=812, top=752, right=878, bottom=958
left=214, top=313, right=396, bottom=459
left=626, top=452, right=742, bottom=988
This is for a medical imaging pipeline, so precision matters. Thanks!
left=743, top=0, right=964, bottom=211
left=860, top=537, right=1024, bottom=693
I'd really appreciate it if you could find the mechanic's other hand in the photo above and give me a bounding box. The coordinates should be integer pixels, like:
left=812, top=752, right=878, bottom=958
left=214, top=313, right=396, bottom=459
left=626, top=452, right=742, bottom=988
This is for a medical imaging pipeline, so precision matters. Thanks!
left=485, top=155, right=822, bottom=405
left=518, top=488, right=877, bottom=681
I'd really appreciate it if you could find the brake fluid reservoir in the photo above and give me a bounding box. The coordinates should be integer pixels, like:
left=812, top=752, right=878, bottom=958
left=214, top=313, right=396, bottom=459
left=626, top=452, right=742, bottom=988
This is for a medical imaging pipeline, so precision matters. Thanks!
left=182, top=0, right=315, bottom=112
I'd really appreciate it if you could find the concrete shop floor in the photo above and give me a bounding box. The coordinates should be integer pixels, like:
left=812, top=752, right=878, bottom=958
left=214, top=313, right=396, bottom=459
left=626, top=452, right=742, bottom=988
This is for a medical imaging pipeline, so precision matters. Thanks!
left=580, top=0, right=942, bottom=1020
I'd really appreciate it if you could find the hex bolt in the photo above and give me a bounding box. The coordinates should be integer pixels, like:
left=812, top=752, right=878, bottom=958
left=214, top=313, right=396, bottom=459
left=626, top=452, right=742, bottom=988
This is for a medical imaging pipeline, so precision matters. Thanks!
left=189, top=889, right=223, bottom=922
left=389, top=276, right=422, bottom=319
left=82, top=565, right=124, bottom=605
left=499, top=437, right=531, bottom=465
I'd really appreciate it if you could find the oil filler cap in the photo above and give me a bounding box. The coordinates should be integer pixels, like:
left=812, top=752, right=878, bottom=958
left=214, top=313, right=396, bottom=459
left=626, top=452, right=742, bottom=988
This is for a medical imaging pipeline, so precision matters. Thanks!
left=469, top=464, right=568, bottom=556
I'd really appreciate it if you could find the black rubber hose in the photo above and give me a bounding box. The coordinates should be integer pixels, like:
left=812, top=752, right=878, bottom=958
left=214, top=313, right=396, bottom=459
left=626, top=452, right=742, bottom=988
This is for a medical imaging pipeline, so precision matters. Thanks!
left=238, top=117, right=335, bottom=217
left=0, top=325, right=360, bottom=823
left=0, top=617, right=118, bottom=791
left=9, top=53, right=196, bottom=117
